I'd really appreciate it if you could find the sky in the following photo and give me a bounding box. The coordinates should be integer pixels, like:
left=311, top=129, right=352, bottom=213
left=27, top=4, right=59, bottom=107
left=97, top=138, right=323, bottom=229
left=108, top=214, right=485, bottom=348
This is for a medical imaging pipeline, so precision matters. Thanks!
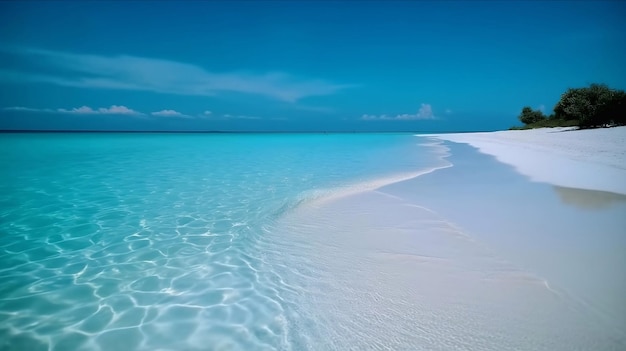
left=0, top=1, right=625, bottom=132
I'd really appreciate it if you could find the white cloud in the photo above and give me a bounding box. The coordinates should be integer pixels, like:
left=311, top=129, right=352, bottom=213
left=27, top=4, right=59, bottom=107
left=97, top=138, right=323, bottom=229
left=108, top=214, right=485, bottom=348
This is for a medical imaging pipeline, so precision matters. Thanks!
left=415, top=103, right=435, bottom=119
left=1, top=47, right=353, bottom=102
left=361, top=103, right=437, bottom=121
left=2, top=106, right=54, bottom=113
left=57, top=105, right=142, bottom=115
left=3, top=105, right=142, bottom=115
left=197, top=110, right=215, bottom=119
left=151, top=109, right=189, bottom=118
left=107, top=105, right=138, bottom=114
left=57, top=106, right=93, bottom=114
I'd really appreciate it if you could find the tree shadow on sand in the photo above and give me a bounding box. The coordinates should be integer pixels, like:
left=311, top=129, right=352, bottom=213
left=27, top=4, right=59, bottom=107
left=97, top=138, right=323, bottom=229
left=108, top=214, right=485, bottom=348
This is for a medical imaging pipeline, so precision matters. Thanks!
left=552, top=186, right=626, bottom=210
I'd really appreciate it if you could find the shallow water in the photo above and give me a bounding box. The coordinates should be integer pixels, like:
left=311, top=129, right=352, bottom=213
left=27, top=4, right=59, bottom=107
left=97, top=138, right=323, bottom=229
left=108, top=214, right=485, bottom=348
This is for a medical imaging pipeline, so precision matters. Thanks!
left=267, top=190, right=625, bottom=350
left=0, top=133, right=443, bottom=350
left=1, top=133, right=623, bottom=350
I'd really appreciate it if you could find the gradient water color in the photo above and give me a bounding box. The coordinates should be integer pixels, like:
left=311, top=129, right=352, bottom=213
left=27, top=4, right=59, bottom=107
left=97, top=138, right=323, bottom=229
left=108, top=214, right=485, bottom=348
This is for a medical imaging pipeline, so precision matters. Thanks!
left=2, top=133, right=624, bottom=351
left=0, top=133, right=445, bottom=350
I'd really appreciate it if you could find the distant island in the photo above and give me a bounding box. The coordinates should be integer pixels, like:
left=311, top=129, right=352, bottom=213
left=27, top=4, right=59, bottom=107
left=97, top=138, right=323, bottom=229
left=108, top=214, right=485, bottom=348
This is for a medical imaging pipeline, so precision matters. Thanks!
left=511, top=83, right=626, bottom=130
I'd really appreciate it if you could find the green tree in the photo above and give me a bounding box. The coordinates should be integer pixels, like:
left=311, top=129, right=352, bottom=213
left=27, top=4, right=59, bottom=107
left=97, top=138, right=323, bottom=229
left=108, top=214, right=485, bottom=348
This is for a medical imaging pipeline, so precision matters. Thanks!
left=597, top=89, right=626, bottom=126
left=518, top=106, right=546, bottom=125
left=554, top=83, right=626, bottom=128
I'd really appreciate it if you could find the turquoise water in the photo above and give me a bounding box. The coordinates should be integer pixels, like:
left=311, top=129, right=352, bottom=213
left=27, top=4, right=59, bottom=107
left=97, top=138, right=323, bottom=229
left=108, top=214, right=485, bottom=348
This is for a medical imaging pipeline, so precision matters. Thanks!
left=0, top=133, right=445, bottom=350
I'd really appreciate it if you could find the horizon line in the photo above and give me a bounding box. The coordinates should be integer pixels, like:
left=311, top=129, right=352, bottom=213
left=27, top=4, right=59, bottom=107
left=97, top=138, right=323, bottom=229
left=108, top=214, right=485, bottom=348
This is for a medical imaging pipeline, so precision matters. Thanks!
left=0, top=129, right=494, bottom=134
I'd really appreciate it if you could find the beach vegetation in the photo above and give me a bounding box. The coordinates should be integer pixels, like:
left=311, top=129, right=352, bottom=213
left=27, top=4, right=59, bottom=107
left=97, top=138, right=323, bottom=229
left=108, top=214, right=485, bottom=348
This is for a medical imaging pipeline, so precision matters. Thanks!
left=512, top=83, right=626, bottom=130
left=554, top=83, right=626, bottom=128
left=518, top=106, right=547, bottom=125
left=509, top=118, right=580, bottom=130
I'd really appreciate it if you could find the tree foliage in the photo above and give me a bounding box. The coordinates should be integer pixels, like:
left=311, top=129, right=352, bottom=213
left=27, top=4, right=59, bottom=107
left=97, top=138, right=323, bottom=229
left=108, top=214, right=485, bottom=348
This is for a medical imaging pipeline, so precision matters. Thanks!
left=518, top=106, right=546, bottom=125
left=554, top=83, right=626, bottom=128
left=513, top=83, right=624, bottom=129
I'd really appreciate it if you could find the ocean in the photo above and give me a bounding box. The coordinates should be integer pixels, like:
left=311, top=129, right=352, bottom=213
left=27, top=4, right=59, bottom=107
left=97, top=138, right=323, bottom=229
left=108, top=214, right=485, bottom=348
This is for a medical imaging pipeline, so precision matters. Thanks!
left=0, top=133, right=446, bottom=350
left=1, top=133, right=624, bottom=351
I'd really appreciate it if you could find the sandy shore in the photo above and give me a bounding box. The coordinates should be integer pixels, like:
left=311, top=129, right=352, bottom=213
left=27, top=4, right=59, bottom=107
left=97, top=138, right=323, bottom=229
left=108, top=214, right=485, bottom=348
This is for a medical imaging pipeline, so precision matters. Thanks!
left=265, top=128, right=626, bottom=349
left=423, top=126, right=626, bottom=195
left=269, top=190, right=624, bottom=350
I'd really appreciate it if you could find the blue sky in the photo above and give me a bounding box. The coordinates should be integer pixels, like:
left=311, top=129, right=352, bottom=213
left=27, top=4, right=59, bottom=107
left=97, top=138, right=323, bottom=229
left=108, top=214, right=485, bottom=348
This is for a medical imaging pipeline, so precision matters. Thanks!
left=1, top=1, right=625, bottom=132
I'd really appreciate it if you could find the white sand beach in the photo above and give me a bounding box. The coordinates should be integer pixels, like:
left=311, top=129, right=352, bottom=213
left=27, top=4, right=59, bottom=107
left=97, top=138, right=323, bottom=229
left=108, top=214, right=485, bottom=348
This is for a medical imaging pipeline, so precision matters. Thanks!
left=425, top=126, right=626, bottom=195
left=267, top=127, right=626, bottom=350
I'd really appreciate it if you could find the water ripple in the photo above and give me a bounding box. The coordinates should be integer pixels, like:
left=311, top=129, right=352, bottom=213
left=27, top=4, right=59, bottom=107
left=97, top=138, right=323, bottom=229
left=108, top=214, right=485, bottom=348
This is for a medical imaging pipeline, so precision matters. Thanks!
left=0, top=133, right=483, bottom=350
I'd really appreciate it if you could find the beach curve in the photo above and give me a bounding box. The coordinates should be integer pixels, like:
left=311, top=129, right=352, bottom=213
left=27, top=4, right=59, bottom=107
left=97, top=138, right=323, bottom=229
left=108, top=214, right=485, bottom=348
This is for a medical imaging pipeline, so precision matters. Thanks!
left=422, top=126, right=626, bottom=195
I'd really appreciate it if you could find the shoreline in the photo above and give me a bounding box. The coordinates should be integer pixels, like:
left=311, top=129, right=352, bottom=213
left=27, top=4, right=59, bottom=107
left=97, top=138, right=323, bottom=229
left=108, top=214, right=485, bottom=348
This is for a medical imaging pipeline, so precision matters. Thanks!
left=270, top=157, right=625, bottom=349
left=376, top=140, right=626, bottom=335
left=268, top=130, right=626, bottom=348
left=281, top=139, right=452, bottom=212
left=421, top=126, right=626, bottom=195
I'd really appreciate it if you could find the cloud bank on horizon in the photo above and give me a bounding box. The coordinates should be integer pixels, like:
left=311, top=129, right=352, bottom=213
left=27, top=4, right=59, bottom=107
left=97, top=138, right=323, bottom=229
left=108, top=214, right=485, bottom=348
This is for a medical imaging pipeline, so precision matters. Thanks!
left=58, top=105, right=142, bottom=116
left=3, top=105, right=185, bottom=118
left=361, top=104, right=436, bottom=121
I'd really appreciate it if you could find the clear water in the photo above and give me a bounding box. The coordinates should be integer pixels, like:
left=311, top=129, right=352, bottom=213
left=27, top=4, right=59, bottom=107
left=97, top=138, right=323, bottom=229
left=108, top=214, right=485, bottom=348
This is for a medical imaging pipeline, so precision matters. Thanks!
left=0, top=133, right=445, bottom=351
